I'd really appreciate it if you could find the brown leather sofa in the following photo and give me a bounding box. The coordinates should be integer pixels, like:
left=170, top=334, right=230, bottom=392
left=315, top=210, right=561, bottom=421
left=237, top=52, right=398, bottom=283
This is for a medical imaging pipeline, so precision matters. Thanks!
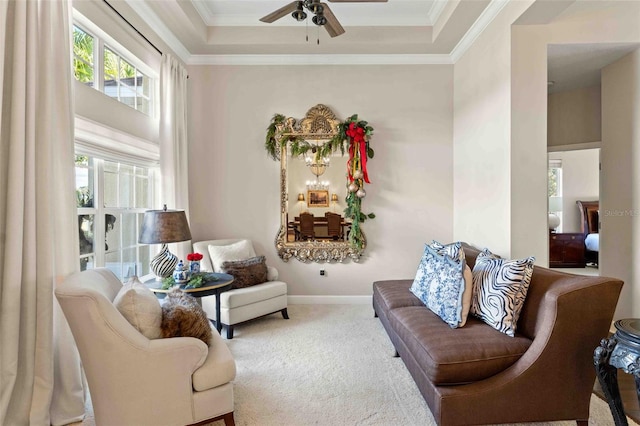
left=373, top=244, right=623, bottom=426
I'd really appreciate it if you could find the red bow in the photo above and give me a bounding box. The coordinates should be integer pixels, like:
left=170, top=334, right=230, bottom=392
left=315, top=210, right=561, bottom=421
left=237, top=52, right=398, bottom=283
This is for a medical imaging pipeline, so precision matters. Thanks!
left=346, top=123, right=370, bottom=184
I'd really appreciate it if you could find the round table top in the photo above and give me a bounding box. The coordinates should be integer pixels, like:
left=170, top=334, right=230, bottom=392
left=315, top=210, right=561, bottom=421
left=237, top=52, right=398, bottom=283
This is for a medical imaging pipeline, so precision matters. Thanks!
left=614, top=318, right=640, bottom=345
left=145, top=273, right=234, bottom=296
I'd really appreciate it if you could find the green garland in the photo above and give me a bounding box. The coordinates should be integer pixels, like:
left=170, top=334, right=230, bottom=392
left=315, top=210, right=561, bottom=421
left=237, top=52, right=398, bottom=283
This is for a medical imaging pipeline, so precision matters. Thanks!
left=265, top=113, right=375, bottom=250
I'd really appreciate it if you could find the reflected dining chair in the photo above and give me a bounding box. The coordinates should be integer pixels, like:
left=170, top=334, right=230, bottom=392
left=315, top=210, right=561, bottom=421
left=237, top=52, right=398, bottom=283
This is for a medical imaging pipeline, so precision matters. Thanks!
left=299, top=212, right=315, bottom=240
left=326, top=212, right=343, bottom=240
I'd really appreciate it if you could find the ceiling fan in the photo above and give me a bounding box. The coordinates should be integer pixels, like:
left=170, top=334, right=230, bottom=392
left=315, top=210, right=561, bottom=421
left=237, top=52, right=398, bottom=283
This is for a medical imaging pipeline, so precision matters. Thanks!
left=259, top=0, right=387, bottom=38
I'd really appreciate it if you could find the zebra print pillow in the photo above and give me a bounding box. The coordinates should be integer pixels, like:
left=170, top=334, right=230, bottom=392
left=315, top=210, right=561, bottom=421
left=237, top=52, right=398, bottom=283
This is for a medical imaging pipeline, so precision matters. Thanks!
left=470, top=250, right=535, bottom=337
left=410, top=243, right=470, bottom=328
left=428, top=240, right=465, bottom=263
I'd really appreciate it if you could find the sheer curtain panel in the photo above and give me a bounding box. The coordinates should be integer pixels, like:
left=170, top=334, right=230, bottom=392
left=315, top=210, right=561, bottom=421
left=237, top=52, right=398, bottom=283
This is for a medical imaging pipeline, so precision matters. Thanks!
left=160, top=54, right=191, bottom=259
left=0, top=1, right=85, bottom=424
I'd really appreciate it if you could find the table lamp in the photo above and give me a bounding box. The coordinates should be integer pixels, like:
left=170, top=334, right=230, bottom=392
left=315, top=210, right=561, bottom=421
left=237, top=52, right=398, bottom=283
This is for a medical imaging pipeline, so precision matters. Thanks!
left=548, top=196, right=562, bottom=231
left=139, top=205, right=192, bottom=280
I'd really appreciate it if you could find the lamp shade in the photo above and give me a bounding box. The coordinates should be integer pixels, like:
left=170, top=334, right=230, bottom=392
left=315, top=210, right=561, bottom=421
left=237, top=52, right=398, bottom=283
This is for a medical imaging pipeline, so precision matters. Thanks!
left=138, top=209, right=192, bottom=244
left=297, top=193, right=305, bottom=202
left=548, top=196, right=563, bottom=213
left=331, top=193, right=338, bottom=202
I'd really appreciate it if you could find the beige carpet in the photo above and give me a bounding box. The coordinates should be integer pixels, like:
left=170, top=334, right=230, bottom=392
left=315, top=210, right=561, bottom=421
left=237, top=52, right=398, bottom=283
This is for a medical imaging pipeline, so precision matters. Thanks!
left=76, top=304, right=633, bottom=426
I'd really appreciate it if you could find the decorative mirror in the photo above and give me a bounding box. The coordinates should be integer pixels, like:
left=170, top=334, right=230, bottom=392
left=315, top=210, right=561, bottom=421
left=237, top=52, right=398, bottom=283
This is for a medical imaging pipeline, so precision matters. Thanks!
left=265, top=104, right=375, bottom=263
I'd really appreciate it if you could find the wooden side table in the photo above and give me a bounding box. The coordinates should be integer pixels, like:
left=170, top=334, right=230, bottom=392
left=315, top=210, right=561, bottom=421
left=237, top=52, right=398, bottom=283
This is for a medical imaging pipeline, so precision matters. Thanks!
left=145, top=273, right=234, bottom=334
left=549, top=232, right=586, bottom=268
left=594, top=319, right=640, bottom=426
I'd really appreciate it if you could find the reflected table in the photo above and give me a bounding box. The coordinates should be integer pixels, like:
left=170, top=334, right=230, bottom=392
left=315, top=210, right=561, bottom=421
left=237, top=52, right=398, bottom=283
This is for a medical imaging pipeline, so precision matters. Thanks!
left=145, top=273, right=234, bottom=334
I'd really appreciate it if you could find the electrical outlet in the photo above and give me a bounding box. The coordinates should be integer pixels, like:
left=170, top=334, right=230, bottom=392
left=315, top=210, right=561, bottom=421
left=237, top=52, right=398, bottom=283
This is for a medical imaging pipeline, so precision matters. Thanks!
left=320, top=269, right=326, bottom=276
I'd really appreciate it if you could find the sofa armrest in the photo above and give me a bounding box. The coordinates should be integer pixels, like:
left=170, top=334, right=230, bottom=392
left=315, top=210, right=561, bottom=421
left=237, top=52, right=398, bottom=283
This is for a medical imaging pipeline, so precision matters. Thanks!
left=267, top=266, right=279, bottom=281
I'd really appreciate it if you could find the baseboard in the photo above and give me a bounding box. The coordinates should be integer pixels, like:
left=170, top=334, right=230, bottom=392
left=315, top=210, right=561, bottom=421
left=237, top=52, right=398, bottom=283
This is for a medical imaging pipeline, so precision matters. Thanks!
left=288, top=295, right=372, bottom=305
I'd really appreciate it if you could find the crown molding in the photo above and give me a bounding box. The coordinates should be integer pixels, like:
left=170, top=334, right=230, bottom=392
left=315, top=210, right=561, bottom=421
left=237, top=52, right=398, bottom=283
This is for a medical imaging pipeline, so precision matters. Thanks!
left=187, top=53, right=453, bottom=66
left=427, top=0, right=448, bottom=26
left=124, top=0, right=191, bottom=62
left=207, top=15, right=430, bottom=27
left=449, top=0, right=510, bottom=63
left=125, top=0, right=508, bottom=67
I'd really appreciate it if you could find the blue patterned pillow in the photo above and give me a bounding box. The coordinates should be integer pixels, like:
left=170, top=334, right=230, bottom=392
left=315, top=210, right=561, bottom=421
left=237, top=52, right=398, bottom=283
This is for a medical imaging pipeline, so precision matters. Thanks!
left=410, top=244, right=467, bottom=328
left=470, top=250, right=535, bottom=337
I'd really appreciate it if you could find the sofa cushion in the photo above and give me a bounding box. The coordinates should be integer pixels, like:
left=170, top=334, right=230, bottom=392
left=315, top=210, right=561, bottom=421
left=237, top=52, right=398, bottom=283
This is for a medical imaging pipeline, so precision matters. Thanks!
left=220, top=281, right=287, bottom=309
left=207, top=240, right=256, bottom=273
left=389, top=306, right=532, bottom=385
left=113, top=276, right=162, bottom=339
left=410, top=244, right=469, bottom=328
left=373, top=280, right=424, bottom=312
left=470, top=249, right=535, bottom=337
left=221, top=256, right=268, bottom=289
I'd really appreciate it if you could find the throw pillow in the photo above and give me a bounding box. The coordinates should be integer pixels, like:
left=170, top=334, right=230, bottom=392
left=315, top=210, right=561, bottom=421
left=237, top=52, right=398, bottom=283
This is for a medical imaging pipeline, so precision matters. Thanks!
left=428, top=240, right=465, bottom=263
left=207, top=240, right=256, bottom=273
left=470, top=249, right=535, bottom=337
left=221, top=256, right=268, bottom=289
left=410, top=244, right=468, bottom=328
left=161, top=288, right=213, bottom=345
left=113, top=276, right=162, bottom=339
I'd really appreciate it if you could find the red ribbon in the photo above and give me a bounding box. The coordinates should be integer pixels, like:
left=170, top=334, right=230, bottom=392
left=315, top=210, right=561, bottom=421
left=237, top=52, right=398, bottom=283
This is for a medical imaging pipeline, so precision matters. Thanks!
left=346, top=123, right=370, bottom=184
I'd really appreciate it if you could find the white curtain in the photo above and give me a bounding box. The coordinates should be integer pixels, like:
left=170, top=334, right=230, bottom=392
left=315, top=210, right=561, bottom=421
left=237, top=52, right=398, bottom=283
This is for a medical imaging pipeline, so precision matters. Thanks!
left=160, top=54, right=191, bottom=258
left=0, top=1, right=85, bottom=425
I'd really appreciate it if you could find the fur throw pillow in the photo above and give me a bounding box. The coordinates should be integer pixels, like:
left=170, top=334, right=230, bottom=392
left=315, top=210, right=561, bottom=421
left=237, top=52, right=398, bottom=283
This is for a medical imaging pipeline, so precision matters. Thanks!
left=221, top=255, right=268, bottom=289
left=161, top=288, right=212, bottom=345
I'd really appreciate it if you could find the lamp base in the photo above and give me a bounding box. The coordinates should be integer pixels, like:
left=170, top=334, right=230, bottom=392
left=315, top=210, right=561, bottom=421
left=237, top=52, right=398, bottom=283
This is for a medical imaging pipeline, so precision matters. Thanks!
left=548, top=212, right=561, bottom=231
left=150, top=244, right=178, bottom=280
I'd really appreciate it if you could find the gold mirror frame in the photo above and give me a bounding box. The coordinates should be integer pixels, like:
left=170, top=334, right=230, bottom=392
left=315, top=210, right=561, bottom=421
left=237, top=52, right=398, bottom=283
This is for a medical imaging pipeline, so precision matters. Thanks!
left=274, top=105, right=366, bottom=263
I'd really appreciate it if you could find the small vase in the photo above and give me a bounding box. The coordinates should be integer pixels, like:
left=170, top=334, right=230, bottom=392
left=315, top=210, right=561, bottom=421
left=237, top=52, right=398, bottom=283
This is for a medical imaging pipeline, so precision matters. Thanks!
left=189, top=260, right=201, bottom=274
left=173, top=260, right=190, bottom=284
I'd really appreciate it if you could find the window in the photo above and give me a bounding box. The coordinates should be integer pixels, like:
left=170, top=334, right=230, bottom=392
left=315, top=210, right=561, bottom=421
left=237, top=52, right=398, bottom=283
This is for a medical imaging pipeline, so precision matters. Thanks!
left=548, top=159, right=562, bottom=197
left=73, top=24, right=153, bottom=116
left=73, top=26, right=94, bottom=86
left=75, top=154, right=156, bottom=281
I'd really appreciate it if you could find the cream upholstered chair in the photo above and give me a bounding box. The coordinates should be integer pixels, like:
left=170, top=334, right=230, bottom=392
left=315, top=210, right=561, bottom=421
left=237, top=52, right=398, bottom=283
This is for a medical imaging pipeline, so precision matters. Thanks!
left=193, top=239, right=288, bottom=339
left=55, top=268, right=236, bottom=426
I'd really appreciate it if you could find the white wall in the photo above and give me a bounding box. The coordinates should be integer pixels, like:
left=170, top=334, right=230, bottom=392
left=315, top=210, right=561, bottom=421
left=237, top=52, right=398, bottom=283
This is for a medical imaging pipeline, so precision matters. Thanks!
left=548, top=149, right=599, bottom=233
left=511, top=2, right=640, bottom=318
left=602, top=50, right=640, bottom=319
left=453, top=0, right=533, bottom=258
left=548, top=86, right=601, bottom=147
left=187, top=65, right=453, bottom=297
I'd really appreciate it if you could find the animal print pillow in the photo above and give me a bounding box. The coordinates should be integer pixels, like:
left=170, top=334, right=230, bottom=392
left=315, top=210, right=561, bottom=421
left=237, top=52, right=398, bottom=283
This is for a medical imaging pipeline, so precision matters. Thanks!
left=470, top=249, right=535, bottom=337
left=428, top=240, right=465, bottom=263
left=161, top=288, right=213, bottom=345
left=221, top=256, right=268, bottom=289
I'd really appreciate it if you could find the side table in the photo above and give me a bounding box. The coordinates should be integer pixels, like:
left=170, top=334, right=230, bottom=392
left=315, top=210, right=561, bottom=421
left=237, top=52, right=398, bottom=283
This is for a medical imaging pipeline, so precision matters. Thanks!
left=594, top=318, right=640, bottom=426
left=145, top=273, right=234, bottom=334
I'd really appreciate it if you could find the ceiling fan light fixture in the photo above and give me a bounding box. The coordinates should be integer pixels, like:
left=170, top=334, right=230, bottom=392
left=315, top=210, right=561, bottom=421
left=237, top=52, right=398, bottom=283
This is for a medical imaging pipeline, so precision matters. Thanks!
left=312, top=14, right=327, bottom=26
left=292, top=10, right=307, bottom=20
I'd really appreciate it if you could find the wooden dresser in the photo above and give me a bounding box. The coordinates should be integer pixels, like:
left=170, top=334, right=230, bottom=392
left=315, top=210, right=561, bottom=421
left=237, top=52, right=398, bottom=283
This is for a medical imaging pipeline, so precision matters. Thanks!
left=549, top=232, right=585, bottom=268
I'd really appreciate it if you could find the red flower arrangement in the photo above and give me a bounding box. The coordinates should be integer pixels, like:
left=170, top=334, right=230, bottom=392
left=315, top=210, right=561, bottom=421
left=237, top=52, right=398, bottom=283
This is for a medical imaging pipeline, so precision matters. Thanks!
left=187, top=252, right=203, bottom=261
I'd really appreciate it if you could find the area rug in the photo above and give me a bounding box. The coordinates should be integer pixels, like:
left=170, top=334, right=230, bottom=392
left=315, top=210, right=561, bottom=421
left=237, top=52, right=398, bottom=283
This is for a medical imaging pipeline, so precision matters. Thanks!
left=76, top=304, right=634, bottom=426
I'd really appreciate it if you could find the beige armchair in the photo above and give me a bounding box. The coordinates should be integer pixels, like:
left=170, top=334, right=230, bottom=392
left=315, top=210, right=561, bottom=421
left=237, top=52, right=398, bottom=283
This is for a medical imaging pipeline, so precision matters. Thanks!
left=193, top=239, right=288, bottom=339
left=55, top=268, right=236, bottom=426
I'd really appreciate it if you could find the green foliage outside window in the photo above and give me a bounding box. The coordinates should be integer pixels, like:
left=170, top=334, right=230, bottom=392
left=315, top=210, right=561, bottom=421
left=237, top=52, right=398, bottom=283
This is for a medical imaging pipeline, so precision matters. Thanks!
left=548, top=168, right=559, bottom=197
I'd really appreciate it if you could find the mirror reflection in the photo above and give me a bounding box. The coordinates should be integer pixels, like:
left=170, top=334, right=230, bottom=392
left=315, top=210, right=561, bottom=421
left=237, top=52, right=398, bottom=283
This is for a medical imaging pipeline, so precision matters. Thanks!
left=286, top=152, right=349, bottom=242
left=271, top=104, right=367, bottom=263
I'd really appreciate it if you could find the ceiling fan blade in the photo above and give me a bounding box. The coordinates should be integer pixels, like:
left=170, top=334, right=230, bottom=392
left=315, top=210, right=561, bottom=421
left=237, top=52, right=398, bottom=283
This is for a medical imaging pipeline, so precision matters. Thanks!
left=260, top=1, right=299, bottom=23
left=321, top=4, right=345, bottom=37
left=328, top=0, right=387, bottom=2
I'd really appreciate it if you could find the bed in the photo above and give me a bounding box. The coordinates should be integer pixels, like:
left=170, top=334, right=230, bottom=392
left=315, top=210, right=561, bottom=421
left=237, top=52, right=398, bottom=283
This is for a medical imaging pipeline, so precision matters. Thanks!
left=576, top=200, right=599, bottom=266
